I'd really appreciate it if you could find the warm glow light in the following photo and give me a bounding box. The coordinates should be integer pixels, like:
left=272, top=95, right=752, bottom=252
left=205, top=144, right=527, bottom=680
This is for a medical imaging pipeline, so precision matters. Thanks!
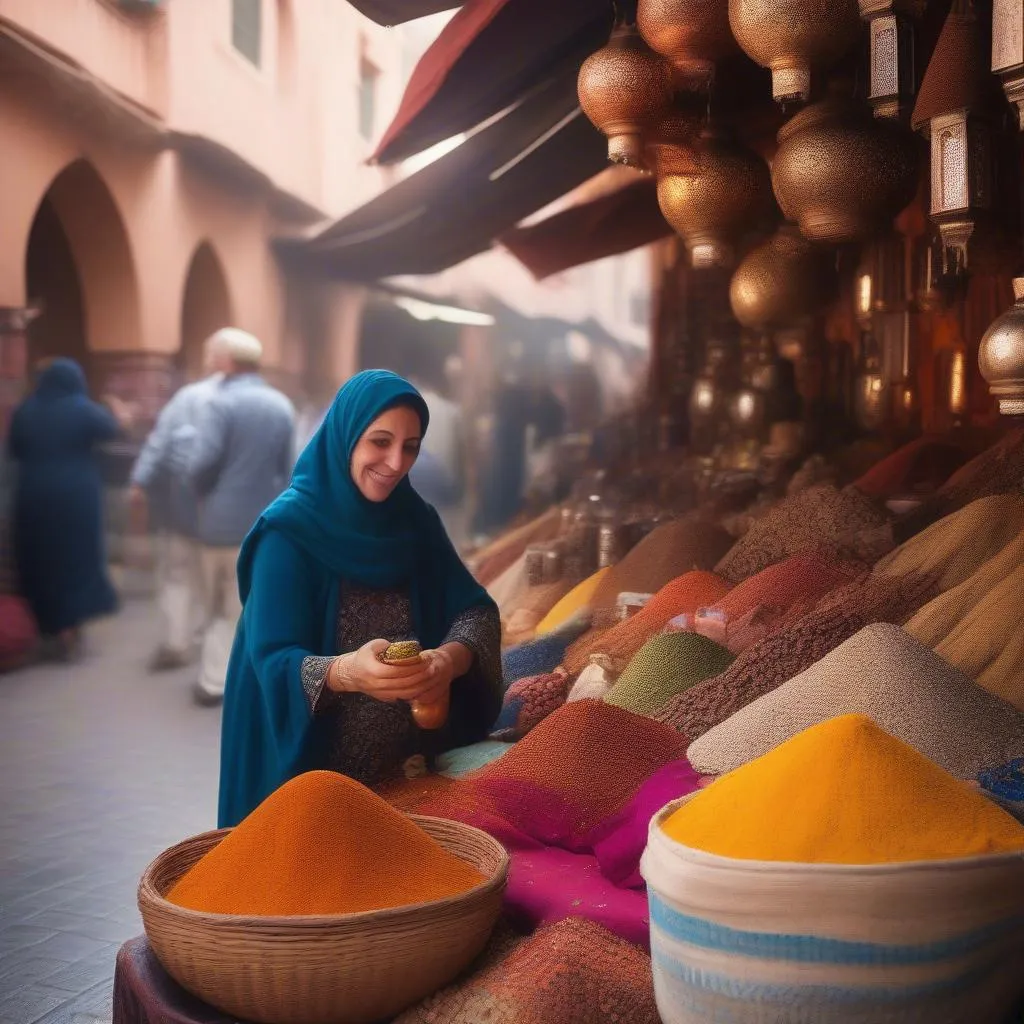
left=737, top=392, right=756, bottom=418
left=857, top=274, right=873, bottom=317
left=693, top=380, right=716, bottom=411
left=949, top=348, right=967, bottom=414
left=393, top=296, right=494, bottom=326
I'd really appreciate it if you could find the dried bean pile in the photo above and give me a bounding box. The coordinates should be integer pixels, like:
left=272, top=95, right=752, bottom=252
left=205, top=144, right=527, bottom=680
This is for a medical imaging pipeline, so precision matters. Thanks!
left=655, top=570, right=939, bottom=741
left=714, top=484, right=891, bottom=584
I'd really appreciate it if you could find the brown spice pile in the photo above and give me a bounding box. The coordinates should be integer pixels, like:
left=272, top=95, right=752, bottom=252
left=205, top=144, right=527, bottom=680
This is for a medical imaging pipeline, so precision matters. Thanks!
left=394, top=918, right=660, bottom=1024
left=714, top=484, right=891, bottom=584
left=655, top=571, right=939, bottom=740
left=895, top=428, right=1024, bottom=540
left=469, top=508, right=563, bottom=586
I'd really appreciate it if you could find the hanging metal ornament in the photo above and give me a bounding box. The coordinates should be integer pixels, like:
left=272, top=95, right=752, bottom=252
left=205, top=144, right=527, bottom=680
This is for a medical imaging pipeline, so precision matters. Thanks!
left=978, top=278, right=1024, bottom=414
left=911, top=0, right=995, bottom=275
left=728, top=0, right=862, bottom=103
left=859, top=0, right=917, bottom=119
left=657, top=127, right=772, bottom=268
left=578, top=22, right=675, bottom=166
left=637, top=0, right=737, bottom=89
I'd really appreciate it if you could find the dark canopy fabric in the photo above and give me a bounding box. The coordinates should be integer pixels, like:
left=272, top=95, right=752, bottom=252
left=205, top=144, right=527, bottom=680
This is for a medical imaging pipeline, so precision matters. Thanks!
left=371, top=0, right=610, bottom=164
left=277, top=71, right=607, bottom=281
left=346, top=0, right=461, bottom=26
left=500, top=176, right=672, bottom=280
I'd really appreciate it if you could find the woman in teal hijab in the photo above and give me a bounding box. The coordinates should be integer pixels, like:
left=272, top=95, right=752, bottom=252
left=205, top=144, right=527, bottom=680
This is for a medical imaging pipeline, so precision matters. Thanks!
left=218, top=370, right=502, bottom=827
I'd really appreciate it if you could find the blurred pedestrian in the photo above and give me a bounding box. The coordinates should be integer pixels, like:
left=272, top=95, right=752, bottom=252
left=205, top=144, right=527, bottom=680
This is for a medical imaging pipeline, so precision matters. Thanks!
left=187, top=331, right=294, bottom=706
left=8, top=358, right=125, bottom=660
left=128, top=331, right=235, bottom=672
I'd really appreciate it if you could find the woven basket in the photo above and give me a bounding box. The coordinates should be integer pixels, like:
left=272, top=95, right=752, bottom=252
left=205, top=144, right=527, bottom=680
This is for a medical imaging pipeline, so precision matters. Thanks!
left=642, top=795, right=1024, bottom=1024
left=138, top=816, right=509, bottom=1024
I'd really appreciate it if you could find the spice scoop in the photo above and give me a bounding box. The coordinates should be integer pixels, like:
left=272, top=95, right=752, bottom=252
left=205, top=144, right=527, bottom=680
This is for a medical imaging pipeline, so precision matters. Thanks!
left=379, top=640, right=423, bottom=666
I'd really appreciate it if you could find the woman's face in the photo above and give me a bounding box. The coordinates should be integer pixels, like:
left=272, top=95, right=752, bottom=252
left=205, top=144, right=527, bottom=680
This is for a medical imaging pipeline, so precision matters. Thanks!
left=350, top=405, right=422, bottom=502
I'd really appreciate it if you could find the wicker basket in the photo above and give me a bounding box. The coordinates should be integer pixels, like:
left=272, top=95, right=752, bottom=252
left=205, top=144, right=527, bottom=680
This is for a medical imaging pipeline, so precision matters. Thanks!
left=138, top=816, right=509, bottom=1024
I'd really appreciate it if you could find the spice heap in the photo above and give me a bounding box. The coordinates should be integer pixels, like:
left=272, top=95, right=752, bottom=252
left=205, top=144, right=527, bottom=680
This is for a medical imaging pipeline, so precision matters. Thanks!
left=905, top=531, right=1024, bottom=650
left=535, top=567, right=610, bottom=635
left=665, top=715, right=1024, bottom=864
left=503, top=579, right=574, bottom=647
left=491, top=671, right=572, bottom=740
left=502, top=615, right=591, bottom=685
left=853, top=435, right=972, bottom=499
left=897, top=428, right=1024, bottom=539
left=714, top=484, right=891, bottom=584
left=564, top=570, right=729, bottom=675
left=469, top=508, right=562, bottom=587
left=687, top=624, right=1024, bottom=779
left=167, top=771, right=485, bottom=916
left=656, top=571, right=937, bottom=740
left=694, top=551, right=863, bottom=652
left=416, top=700, right=687, bottom=849
left=605, top=633, right=734, bottom=718
left=395, top=918, right=660, bottom=1024
left=875, top=495, right=1024, bottom=594
left=587, top=517, right=734, bottom=613
left=934, top=563, right=1024, bottom=710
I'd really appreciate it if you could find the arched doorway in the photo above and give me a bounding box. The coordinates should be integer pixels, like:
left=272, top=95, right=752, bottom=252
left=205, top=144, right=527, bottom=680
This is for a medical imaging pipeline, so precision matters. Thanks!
left=180, top=243, right=232, bottom=380
left=23, top=159, right=141, bottom=375
left=25, top=196, right=87, bottom=369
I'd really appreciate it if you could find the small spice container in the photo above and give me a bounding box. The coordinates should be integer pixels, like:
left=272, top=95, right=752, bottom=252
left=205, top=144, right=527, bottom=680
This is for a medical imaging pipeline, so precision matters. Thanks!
left=525, top=545, right=548, bottom=587
left=542, top=544, right=564, bottom=583
left=617, top=592, right=654, bottom=621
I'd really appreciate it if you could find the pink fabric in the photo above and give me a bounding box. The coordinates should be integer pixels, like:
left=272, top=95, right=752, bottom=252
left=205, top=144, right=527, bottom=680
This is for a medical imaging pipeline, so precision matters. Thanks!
left=583, top=760, right=703, bottom=889
left=505, top=847, right=652, bottom=949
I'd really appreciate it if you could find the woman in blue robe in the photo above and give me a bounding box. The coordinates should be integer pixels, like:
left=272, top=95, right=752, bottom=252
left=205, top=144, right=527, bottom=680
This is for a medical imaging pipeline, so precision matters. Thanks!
left=218, top=370, right=502, bottom=828
left=8, top=358, right=120, bottom=658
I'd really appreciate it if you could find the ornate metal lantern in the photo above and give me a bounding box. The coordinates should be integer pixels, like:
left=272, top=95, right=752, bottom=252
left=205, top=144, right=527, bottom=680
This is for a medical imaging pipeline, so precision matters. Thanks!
left=993, top=0, right=1024, bottom=128
left=637, top=0, right=737, bottom=88
left=912, top=1, right=995, bottom=274
left=860, top=0, right=916, bottom=119
left=978, top=278, right=1024, bottom=414
left=578, top=24, right=674, bottom=166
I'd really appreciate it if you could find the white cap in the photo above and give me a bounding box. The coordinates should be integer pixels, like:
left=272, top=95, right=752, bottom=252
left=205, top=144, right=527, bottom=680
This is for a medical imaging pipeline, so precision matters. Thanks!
left=206, top=327, right=263, bottom=366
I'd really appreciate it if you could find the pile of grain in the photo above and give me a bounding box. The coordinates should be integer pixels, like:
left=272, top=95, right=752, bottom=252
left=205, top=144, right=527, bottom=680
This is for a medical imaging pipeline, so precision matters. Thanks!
left=604, top=633, right=734, bottom=718
left=655, top=571, right=938, bottom=740
left=502, top=615, right=591, bottom=684
left=395, top=918, right=660, bottom=1024
left=535, top=568, right=610, bottom=634
left=896, top=428, right=1024, bottom=539
left=588, top=517, right=733, bottom=612
left=502, top=579, right=574, bottom=647
left=670, top=715, right=1024, bottom=864
left=491, top=671, right=572, bottom=741
left=714, top=484, right=891, bottom=584
left=687, top=624, right=1024, bottom=779
left=563, top=570, right=730, bottom=676
left=934, top=563, right=1024, bottom=710
left=905, top=531, right=1024, bottom=649
left=874, top=495, right=1024, bottom=594
left=694, top=551, right=863, bottom=653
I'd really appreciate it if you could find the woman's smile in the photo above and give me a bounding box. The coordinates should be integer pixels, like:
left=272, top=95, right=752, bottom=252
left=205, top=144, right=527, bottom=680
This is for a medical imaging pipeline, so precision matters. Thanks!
left=350, top=405, right=423, bottom=502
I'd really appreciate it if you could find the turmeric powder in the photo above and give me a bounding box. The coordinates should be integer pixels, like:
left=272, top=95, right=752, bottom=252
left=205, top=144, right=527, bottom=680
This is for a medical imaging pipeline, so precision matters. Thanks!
left=168, top=771, right=485, bottom=915
left=663, top=715, right=1024, bottom=865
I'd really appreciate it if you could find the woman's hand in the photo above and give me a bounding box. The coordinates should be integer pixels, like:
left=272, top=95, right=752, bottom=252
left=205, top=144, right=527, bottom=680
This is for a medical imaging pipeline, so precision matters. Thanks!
left=327, top=640, right=471, bottom=706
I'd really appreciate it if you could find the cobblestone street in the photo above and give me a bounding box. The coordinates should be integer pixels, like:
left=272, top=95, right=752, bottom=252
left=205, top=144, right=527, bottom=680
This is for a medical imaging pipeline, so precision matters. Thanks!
left=0, top=599, right=222, bottom=1024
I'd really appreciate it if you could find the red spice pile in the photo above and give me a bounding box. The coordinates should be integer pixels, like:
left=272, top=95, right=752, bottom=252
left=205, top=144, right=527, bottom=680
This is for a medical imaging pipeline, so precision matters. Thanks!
left=853, top=435, right=973, bottom=499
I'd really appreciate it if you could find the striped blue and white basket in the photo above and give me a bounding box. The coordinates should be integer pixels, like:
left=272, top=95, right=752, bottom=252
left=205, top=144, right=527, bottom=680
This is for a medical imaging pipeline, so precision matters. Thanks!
left=641, top=796, right=1024, bottom=1024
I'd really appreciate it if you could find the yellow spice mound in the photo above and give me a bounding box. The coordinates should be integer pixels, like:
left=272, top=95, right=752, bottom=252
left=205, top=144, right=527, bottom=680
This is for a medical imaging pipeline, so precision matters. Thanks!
left=536, top=567, right=611, bottom=635
left=663, top=715, right=1024, bottom=865
left=168, top=771, right=485, bottom=915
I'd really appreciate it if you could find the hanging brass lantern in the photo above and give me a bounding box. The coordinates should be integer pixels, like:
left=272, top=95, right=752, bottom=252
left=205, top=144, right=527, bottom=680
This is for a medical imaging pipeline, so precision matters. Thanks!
left=657, top=129, right=771, bottom=268
left=644, top=105, right=703, bottom=175
left=771, top=99, right=920, bottom=245
left=729, top=225, right=834, bottom=329
left=728, top=0, right=862, bottom=103
left=912, top=1, right=995, bottom=274
left=860, top=0, right=916, bottom=119
left=978, top=278, right=1024, bottom=414
left=637, top=0, right=737, bottom=88
left=993, top=0, right=1024, bottom=128
left=578, top=24, right=675, bottom=167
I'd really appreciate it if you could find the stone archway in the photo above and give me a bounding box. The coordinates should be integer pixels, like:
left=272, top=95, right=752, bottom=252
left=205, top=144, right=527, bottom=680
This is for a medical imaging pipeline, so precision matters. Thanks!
left=180, top=242, right=233, bottom=380
left=24, top=159, right=141, bottom=373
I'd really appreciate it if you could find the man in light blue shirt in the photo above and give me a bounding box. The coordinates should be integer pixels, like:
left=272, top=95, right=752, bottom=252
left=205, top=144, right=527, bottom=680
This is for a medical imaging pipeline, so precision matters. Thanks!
left=129, top=332, right=233, bottom=672
left=187, top=330, right=294, bottom=706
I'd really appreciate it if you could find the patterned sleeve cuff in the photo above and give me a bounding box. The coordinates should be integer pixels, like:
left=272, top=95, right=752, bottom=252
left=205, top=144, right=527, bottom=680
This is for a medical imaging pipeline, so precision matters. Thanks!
left=443, top=604, right=502, bottom=687
left=300, top=656, right=336, bottom=714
